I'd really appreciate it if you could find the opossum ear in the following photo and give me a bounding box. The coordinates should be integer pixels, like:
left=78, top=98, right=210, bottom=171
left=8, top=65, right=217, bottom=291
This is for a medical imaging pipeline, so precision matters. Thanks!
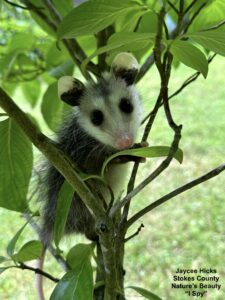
left=58, top=76, right=85, bottom=106
left=111, top=52, right=139, bottom=85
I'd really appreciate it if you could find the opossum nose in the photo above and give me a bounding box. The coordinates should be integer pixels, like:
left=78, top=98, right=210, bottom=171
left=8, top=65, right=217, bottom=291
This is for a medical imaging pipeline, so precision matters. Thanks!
left=115, top=135, right=133, bottom=150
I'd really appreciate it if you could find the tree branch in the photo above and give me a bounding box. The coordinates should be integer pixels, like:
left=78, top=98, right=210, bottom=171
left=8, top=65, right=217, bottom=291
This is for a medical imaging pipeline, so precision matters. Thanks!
left=184, top=0, right=198, bottom=15
left=23, top=0, right=99, bottom=79
left=124, top=223, right=144, bottom=242
left=0, top=88, right=104, bottom=219
left=16, top=263, right=59, bottom=282
left=4, top=0, right=30, bottom=9
left=127, top=163, right=225, bottom=228
left=142, top=53, right=216, bottom=123
left=115, top=6, right=184, bottom=221
left=167, top=1, right=179, bottom=14
left=135, top=53, right=155, bottom=82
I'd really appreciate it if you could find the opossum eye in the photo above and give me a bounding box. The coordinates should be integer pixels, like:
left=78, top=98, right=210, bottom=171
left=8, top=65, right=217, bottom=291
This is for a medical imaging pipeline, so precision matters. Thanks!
left=90, top=110, right=104, bottom=126
left=119, top=98, right=133, bottom=114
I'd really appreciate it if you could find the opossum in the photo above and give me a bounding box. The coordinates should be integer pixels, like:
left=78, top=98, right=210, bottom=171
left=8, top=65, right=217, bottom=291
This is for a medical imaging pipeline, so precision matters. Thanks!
left=40, top=53, right=143, bottom=245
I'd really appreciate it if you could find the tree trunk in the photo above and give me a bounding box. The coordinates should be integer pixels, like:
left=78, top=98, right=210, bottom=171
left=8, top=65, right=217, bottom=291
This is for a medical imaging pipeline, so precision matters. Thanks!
left=94, top=220, right=126, bottom=300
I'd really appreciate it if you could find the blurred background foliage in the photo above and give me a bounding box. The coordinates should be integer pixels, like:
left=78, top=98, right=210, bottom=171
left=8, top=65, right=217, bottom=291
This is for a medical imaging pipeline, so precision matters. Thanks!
left=0, top=0, right=225, bottom=299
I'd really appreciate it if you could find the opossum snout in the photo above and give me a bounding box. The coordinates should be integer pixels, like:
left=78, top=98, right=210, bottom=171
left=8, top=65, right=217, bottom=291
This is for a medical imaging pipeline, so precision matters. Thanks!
left=115, top=134, right=133, bottom=150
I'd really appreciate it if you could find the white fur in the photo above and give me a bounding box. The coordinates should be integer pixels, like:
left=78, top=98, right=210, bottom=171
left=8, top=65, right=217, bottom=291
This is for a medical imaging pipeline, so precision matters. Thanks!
left=112, top=52, right=139, bottom=71
left=77, top=76, right=143, bottom=150
left=58, top=76, right=74, bottom=98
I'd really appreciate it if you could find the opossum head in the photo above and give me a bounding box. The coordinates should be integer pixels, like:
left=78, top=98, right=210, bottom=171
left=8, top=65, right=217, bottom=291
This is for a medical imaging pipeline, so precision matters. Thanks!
left=58, top=53, right=143, bottom=150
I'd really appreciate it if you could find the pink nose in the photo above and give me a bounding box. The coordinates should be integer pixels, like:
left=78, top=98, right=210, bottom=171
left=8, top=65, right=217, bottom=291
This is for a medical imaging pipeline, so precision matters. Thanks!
left=115, top=135, right=133, bottom=150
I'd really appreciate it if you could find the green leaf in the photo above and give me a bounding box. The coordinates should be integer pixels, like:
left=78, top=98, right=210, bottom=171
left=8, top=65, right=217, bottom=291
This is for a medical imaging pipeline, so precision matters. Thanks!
left=7, top=33, right=35, bottom=52
left=58, top=0, right=141, bottom=39
left=0, top=52, right=17, bottom=79
left=82, top=32, right=154, bottom=71
left=187, top=29, right=225, bottom=57
left=77, top=36, right=97, bottom=56
left=170, top=40, right=208, bottom=78
left=13, top=240, right=43, bottom=262
left=49, top=60, right=74, bottom=79
left=101, top=146, right=183, bottom=177
left=46, top=43, right=70, bottom=69
left=53, top=0, right=73, bottom=17
left=0, top=119, right=33, bottom=212
left=41, top=82, right=70, bottom=131
left=0, top=256, right=9, bottom=264
left=53, top=181, right=74, bottom=247
left=118, top=8, right=149, bottom=32
left=67, top=244, right=94, bottom=269
left=28, top=0, right=56, bottom=37
left=7, top=221, right=29, bottom=257
left=21, top=80, right=41, bottom=107
left=127, top=286, right=163, bottom=300
left=50, top=260, right=93, bottom=300
left=137, top=11, right=158, bottom=34
left=190, top=0, right=225, bottom=32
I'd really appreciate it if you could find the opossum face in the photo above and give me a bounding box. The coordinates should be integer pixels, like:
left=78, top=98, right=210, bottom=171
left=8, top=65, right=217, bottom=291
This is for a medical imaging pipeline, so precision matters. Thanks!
left=58, top=53, right=143, bottom=150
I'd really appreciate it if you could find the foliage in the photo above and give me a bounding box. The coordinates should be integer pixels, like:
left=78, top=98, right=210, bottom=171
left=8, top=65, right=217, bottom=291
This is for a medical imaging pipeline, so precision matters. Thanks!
left=0, top=0, right=225, bottom=299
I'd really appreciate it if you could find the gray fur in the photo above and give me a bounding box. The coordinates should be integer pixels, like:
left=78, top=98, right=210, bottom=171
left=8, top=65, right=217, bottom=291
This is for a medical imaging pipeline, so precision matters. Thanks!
left=40, top=72, right=143, bottom=245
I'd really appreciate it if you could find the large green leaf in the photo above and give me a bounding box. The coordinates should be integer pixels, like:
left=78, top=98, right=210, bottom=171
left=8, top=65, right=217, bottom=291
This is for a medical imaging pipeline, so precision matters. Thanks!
left=41, top=82, right=69, bottom=131
left=7, top=220, right=29, bottom=257
left=53, top=0, right=73, bottom=17
left=7, top=33, right=35, bottom=53
left=67, top=243, right=94, bottom=269
left=46, top=43, right=70, bottom=69
left=28, top=0, right=56, bottom=37
left=170, top=40, right=208, bottom=78
left=101, top=146, right=183, bottom=178
left=190, top=0, right=225, bottom=32
left=187, top=29, right=225, bottom=57
left=127, top=286, right=163, bottom=300
left=118, top=8, right=149, bottom=32
left=0, top=119, right=33, bottom=212
left=21, top=80, right=41, bottom=107
left=57, top=0, right=142, bottom=39
left=82, top=32, right=154, bottom=71
left=50, top=260, right=93, bottom=300
left=137, top=11, right=158, bottom=34
left=49, top=60, right=74, bottom=79
left=12, top=240, right=43, bottom=262
left=53, top=181, right=74, bottom=247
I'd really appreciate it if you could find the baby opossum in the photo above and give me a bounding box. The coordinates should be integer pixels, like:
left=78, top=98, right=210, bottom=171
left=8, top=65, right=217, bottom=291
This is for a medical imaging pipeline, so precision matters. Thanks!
left=40, top=53, right=143, bottom=245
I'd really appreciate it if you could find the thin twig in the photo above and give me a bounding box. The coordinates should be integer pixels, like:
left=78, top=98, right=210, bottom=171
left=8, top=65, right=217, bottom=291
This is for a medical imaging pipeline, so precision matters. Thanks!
left=127, top=163, right=225, bottom=228
left=110, top=126, right=181, bottom=218
left=167, top=0, right=179, bottom=14
left=124, top=224, right=144, bottom=242
left=135, top=53, right=155, bottom=82
left=142, top=54, right=216, bottom=123
left=183, top=1, right=207, bottom=34
left=184, top=0, right=198, bottom=15
left=202, top=20, right=225, bottom=32
left=117, top=6, right=183, bottom=221
left=17, top=263, right=59, bottom=282
left=120, top=8, right=166, bottom=223
left=169, top=53, right=216, bottom=100
left=4, top=0, right=30, bottom=9
left=25, top=0, right=99, bottom=79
